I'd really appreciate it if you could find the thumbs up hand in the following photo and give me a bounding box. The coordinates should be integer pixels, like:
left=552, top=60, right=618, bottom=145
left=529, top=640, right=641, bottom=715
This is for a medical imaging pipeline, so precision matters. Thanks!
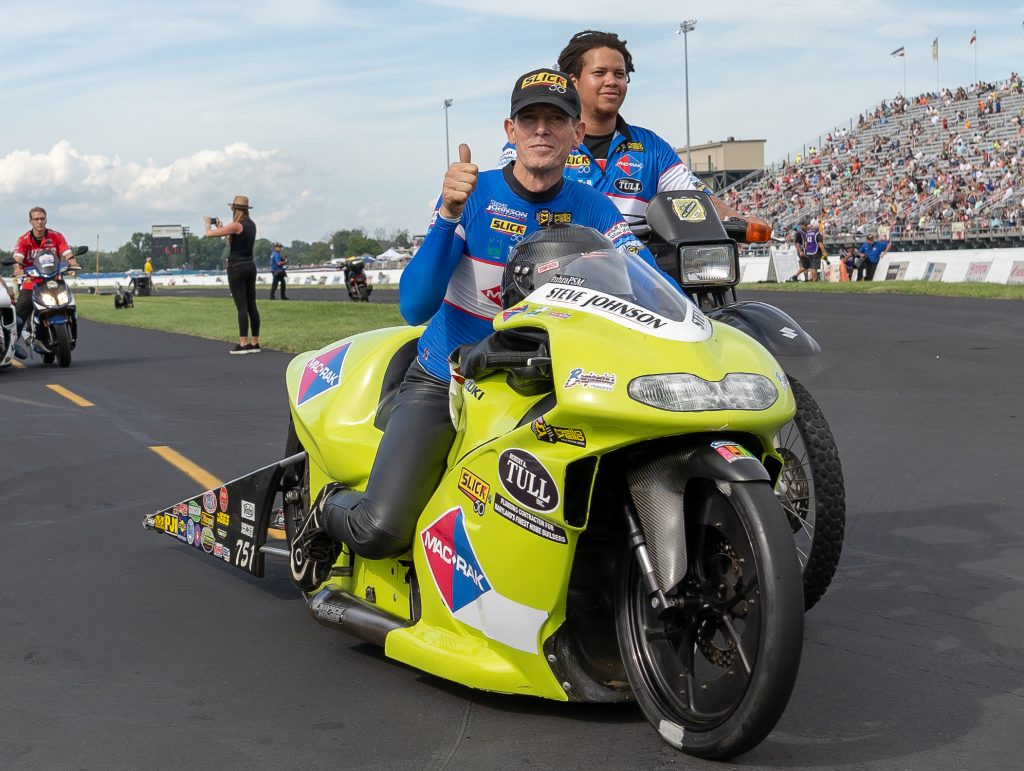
left=439, top=143, right=478, bottom=221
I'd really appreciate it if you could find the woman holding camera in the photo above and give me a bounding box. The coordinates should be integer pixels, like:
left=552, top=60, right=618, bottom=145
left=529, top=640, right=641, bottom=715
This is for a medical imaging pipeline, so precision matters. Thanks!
left=206, top=195, right=261, bottom=354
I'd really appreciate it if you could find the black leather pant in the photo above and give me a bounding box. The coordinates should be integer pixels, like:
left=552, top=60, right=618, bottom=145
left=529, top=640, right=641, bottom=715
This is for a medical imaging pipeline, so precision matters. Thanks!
left=323, top=360, right=456, bottom=559
left=227, top=261, right=260, bottom=337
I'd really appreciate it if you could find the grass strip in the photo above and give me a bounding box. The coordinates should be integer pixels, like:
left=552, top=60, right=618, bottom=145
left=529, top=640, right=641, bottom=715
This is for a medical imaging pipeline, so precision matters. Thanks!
left=739, top=280, right=1024, bottom=300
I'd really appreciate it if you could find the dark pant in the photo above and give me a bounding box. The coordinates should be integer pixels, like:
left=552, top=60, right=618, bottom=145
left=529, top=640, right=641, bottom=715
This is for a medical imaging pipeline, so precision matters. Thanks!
left=15, top=289, right=32, bottom=331
left=323, top=360, right=456, bottom=559
left=270, top=271, right=287, bottom=299
left=227, top=262, right=260, bottom=337
left=865, top=260, right=879, bottom=281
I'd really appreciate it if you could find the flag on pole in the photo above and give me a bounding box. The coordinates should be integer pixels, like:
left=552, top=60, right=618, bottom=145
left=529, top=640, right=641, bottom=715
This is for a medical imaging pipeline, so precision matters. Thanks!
left=970, top=31, right=977, bottom=45
left=891, top=46, right=905, bottom=58
left=932, top=38, right=939, bottom=61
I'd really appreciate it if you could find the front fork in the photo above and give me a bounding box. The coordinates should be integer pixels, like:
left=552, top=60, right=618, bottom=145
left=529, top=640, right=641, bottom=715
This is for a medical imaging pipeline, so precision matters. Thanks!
left=623, top=500, right=671, bottom=611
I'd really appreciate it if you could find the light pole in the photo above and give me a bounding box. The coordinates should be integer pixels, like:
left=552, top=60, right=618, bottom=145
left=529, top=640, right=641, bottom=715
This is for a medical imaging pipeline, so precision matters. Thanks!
left=443, top=98, right=454, bottom=167
left=677, top=20, right=697, bottom=170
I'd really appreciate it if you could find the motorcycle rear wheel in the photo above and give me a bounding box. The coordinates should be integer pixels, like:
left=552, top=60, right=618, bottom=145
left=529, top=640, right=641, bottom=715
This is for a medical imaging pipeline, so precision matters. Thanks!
left=774, top=376, right=846, bottom=610
left=615, top=480, right=803, bottom=760
left=55, top=325, right=72, bottom=367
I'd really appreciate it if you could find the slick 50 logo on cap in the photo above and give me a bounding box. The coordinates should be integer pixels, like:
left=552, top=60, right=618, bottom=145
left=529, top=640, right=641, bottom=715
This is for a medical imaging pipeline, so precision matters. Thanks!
left=510, top=68, right=580, bottom=119
left=296, top=342, right=351, bottom=406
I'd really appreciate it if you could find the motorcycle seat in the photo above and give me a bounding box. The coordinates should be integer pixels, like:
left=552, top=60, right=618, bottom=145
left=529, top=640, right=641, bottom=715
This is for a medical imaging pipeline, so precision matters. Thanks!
left=373, top=338, right=420, bottom=432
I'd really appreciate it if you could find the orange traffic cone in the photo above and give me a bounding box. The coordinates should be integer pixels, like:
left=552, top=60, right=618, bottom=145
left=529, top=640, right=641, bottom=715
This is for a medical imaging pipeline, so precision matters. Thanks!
left=839, top=259, right=849, bottom=282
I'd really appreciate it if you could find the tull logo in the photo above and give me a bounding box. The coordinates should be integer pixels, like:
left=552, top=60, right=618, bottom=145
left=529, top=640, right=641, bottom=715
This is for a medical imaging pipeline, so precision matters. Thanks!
left=296, top=342, right=351, bottom=406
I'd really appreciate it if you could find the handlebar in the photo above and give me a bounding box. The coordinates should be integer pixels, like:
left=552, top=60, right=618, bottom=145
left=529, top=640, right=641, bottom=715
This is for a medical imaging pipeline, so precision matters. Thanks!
left=482, top=351, right=537, bottom=368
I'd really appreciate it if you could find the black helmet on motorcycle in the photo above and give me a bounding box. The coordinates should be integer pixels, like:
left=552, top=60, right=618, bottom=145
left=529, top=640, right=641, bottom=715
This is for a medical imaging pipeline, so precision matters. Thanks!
left=501, top=225, right=615, bottom=309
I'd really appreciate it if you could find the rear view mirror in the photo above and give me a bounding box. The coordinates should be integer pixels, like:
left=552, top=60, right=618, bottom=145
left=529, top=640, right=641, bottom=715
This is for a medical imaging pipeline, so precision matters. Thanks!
left=74, top=246, right=89, bottom=256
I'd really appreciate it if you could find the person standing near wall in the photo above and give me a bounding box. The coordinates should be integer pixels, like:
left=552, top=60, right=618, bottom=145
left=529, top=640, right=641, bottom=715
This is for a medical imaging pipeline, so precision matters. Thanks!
left=269, top=242, right=289, bottom=300
left=205, top=195, right=261, bottom=353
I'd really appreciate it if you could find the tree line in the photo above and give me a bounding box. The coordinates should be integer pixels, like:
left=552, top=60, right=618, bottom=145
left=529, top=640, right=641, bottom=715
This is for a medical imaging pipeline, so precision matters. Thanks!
left=1, top=227, right=412, bottom=275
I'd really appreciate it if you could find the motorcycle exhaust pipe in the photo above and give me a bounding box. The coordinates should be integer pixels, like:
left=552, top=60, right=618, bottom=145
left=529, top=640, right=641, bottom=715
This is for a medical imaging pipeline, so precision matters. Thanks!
left=307, top=588, right=407, bottom=647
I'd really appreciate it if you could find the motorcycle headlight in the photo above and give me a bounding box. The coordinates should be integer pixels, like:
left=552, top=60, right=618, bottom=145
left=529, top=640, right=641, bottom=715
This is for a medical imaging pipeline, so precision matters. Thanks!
left=628, top=373, right=778, bottom=411
left=40, top=293, right=57, bottom=307
left=56, top=291, right=70, bottom=304
left=679, top=244, right=738, bottom=286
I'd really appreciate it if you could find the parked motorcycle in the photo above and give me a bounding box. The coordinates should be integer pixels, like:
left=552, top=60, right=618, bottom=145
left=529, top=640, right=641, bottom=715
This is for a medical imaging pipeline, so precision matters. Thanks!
left=635, top=194, right=846, bottom=611
left=146, top=198, right=809, bottom=759
left=13, top=246, right=87, bottom=367
left=342, top=258, right=372, bottom=302
left=0, top=276, right=16, bottom=369
left=114, top=282, right=135, bottom=309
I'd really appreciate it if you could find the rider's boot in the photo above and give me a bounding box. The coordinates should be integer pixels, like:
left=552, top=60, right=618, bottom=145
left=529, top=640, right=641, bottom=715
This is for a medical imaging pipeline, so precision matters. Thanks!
left=13, top=322, right=29, bottom=360
left=289, top=483, right=348, bottom=592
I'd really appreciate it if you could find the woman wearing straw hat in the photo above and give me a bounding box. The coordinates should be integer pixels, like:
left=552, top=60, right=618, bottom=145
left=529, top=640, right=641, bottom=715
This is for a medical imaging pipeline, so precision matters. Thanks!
left=205, top=195, right=261, bottom=354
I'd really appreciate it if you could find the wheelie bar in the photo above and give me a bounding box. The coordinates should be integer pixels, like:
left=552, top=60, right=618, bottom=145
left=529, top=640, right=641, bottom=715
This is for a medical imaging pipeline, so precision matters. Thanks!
left=143, top=452, right=307, bottom=577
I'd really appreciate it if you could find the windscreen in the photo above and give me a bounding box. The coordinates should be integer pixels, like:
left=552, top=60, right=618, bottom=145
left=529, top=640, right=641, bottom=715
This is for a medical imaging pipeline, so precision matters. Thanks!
left=531, top=248, right=696, bottom=322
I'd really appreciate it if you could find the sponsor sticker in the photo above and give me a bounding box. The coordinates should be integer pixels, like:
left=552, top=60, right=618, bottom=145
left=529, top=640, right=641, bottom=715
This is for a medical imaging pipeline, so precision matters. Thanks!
left=177, top=515, right=188, bottom=542
left=216, top=512, right=230, bottom=528
left=200, top=527, right=215, bottom=554
left=490, top=218, right=527, bottom=236
left=711, top=440, right=757, bottom=463
left=522, top=71, right=567, bottom=89
left=297, top=342, right=351, bottom=406
left=623, top=141, right=645, bottom=152
left=502, top=303, right=530, bottom=321
left=535, top=210, right=572, bottom=227
left=493, top=493, right=568, bottom=544
left=614, top=177, right=643, bottom=195
left=186, top=518, right=196, bottom=545
left=458, top=467, right=490, bottom=516
left=481, top=285, right=503, bottom=306
left=188, top=500, right=201, bottom=522
left=213, top=543, right=223, bottom=558
left=498, top=449, right=559, bottom=513
left=216, top=527, right=228, bottom=540
left=671, top=197, right=707, bottom=223
left=775, top=370, right=790, bottom=391
left=604, top=221, right=632, bottom=242
left=485, top=200, right=528, bottom=221
left=549, top=274, right=584, bottom=287
left=200, top=512, right=215, bottom=528
left=202, top=491, right=217, bottom=514
left=531, top=416, right=586, bottom=448
left=564, top=367, right=616, bottom=391
left=420, top=507, right=549, bottom=653
left=241, top=500, right=256, bottom=522
left=536, top=260, right=560, bottom=274
left=615, top=154, right=644, bottom=176
left=565, top=154, right=591, bottom=169
left=219, top=486, right=229, bottom=512
left=241, top=522, right=255, bottom=538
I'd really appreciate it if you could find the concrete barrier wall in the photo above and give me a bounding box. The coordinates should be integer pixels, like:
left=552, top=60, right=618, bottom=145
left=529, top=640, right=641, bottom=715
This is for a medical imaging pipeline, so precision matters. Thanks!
left=739, top=246, right=1024, bottom=284
left=69, top=267, right=406, bottom=291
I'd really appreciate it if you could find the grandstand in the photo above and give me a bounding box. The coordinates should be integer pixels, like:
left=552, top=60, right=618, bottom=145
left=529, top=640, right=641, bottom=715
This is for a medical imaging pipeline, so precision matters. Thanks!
left=725, top=73, right=1024, bottom=251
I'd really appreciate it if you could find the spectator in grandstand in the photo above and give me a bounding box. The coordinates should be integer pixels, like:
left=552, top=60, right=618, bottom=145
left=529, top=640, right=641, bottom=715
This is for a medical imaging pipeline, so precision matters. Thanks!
left=857, top=234, right=891, bottom=281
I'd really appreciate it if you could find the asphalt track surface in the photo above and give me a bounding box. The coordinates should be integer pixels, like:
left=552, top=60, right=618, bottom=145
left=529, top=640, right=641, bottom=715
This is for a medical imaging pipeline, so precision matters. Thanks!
left=2, top=291, right=1022, bottom=770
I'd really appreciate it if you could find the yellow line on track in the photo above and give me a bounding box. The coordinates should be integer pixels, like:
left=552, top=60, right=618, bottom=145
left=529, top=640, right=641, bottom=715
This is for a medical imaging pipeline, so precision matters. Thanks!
left=47, top=384, right=95, bottom=407
left=149, top=446, right=223, bottom=490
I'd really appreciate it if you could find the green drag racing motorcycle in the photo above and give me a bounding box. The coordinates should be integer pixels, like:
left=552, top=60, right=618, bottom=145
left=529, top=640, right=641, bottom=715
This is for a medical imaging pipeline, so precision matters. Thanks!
left=146, top=192, right=817, bottom=759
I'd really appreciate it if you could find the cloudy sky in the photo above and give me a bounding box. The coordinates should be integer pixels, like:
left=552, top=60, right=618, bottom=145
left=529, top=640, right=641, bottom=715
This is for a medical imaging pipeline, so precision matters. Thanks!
left=2, top=0, right=1023, bottom=250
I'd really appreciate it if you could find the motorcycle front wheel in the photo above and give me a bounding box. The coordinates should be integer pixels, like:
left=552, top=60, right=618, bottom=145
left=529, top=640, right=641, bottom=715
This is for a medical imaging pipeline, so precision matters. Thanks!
left=616, top=480, right=803, bottom=760
left=774, top=375, right=846, bottom=610
left=54, top=324, right=72, bottom=367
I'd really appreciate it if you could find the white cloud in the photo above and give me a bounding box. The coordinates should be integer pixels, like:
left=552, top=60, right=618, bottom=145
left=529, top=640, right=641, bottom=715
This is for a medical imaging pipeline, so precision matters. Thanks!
left=0, top=142, right=307, bottom=245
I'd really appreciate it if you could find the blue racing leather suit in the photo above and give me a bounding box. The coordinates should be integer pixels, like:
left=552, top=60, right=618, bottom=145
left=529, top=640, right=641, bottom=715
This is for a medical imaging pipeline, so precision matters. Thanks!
left=500, top=116, right=708, bottom=225
left=402, top=162, right=671, bottom=382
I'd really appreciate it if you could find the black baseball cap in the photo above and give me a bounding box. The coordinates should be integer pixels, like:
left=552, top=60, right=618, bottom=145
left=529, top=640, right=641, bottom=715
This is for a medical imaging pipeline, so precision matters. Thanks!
left=510, top=68, right=580, bottom=119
